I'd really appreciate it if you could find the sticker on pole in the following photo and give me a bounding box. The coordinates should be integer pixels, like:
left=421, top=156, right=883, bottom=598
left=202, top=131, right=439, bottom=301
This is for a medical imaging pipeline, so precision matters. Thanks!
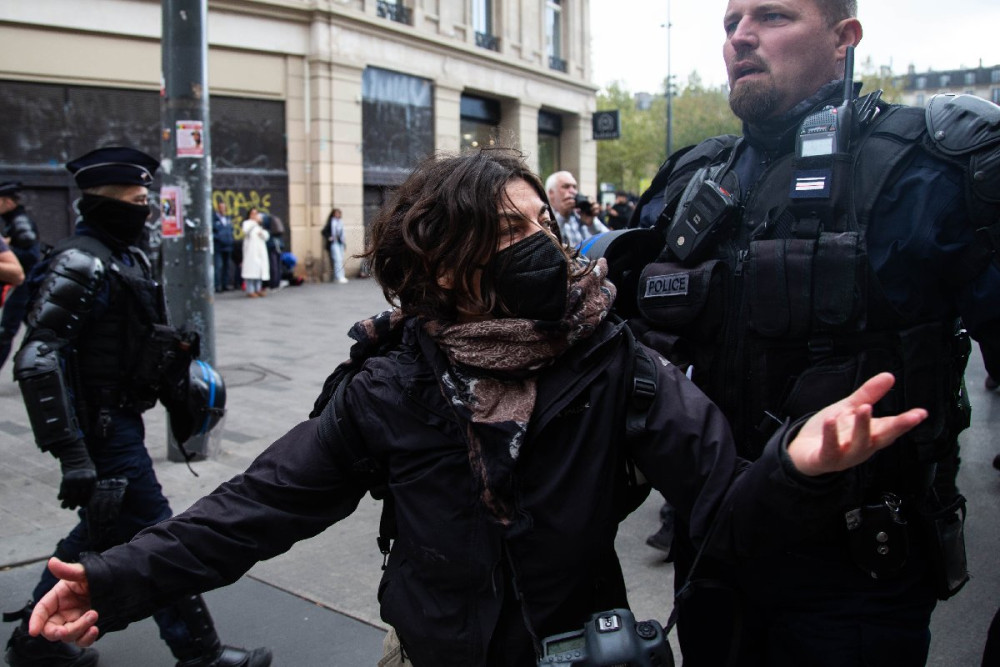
left=176, top=120, right=204, bottom=158
left=161, top=186, right=183, bottom=238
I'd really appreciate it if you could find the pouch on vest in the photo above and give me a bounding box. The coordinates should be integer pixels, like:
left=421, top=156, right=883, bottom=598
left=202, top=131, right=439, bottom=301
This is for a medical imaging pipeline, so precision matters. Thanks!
left=746, top=238, right=814, bottom=338
left=636, top=259, right=727, bottom=340
left=813, top=231, right=866, bottom=331
left=914, top=493, right=969, bottom=600
left=776, top=354, right=862, bottom=422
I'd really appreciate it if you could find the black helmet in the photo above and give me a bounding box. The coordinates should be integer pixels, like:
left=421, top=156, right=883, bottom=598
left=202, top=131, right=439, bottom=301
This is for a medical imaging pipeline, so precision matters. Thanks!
left=168, top=360, right=226, bottom=444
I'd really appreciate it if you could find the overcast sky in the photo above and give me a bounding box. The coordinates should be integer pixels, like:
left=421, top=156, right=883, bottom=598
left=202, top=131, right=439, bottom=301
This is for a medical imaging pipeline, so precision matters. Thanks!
left=590, top=1, right=1000, bottom=93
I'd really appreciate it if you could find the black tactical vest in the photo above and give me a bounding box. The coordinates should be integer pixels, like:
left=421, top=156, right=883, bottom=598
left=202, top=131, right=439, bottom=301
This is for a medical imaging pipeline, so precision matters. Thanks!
left=63, top=237, right=170, bottom=410
left=634, top=101, right=973, bottom=498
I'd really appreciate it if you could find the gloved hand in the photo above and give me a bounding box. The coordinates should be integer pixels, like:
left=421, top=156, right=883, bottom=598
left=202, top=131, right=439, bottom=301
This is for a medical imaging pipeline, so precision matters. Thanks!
left=56, top=440, right=97, bottom=509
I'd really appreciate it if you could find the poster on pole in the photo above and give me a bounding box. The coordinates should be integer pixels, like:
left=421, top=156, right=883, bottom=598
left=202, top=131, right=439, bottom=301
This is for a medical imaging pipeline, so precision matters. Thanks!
left=176, top=120, right=204, bottom=157
left=161, top=186, right=183, bottom=239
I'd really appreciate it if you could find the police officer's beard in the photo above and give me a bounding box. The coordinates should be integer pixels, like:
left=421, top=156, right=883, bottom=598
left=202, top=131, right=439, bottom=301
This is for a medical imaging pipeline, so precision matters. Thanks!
left=78, top=194, right=151, bottom=247
left=729, top=75, right=780, bottom=124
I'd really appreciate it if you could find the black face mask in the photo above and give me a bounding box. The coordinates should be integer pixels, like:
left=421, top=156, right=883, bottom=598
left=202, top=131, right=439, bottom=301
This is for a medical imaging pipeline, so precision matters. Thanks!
left=79, top=194, right=150, bottom=246
left=486, top=232, right=568, bottom=321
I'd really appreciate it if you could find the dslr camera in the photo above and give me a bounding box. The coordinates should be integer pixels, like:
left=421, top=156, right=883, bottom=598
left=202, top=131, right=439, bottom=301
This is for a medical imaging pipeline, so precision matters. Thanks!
left=537, top=608, right=673, bottom=667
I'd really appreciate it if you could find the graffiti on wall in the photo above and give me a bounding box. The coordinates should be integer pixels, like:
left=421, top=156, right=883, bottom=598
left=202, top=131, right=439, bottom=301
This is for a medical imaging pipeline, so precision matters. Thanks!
left=212, top=189, right=272, bottom=220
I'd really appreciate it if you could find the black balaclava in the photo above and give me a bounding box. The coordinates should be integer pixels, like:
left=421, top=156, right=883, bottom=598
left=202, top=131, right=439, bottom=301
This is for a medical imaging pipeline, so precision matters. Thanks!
left=78, top=194, right=150, bottom=247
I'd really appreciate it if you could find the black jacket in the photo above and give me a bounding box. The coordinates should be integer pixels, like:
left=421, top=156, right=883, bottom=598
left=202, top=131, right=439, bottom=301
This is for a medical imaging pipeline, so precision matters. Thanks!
left=82, top=317, right=844, bottom=665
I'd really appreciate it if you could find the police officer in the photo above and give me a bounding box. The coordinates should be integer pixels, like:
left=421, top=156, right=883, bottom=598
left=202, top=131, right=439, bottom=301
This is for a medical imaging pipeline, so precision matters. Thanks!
left=628, top=0, right=1000, bottom=665
left=0, top=181, right=42, bottom=370
left=4, top=147, right=271, bottom=667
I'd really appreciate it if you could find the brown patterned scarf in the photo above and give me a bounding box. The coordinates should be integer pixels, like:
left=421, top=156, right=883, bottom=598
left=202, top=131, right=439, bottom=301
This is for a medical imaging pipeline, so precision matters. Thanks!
left=423, top=257, right=615, bottom=527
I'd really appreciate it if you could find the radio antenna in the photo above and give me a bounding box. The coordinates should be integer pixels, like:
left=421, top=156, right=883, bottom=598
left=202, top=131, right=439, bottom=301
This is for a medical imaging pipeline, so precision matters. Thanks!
left=843, top=45, right=856, bottom=103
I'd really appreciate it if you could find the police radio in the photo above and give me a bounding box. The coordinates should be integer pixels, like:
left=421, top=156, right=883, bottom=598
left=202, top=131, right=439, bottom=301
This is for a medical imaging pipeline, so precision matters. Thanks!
left=789, top=46, right=856, bottom=215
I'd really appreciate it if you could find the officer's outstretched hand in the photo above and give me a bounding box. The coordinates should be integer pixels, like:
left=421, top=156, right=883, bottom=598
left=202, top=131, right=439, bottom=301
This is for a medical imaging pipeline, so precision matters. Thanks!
left=28, top=558, right=100, bottom=647
left=787, top=372, right=928, bottom=477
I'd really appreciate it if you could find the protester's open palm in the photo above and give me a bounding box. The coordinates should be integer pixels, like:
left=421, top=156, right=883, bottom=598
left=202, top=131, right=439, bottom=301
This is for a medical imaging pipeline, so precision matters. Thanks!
left=787, top=373, right=928, bottom=477
left=29, top=557, right=101, bottom=647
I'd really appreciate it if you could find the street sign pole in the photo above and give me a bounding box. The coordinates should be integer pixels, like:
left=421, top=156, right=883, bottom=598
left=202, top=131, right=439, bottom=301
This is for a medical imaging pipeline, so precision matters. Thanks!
left=161, top=0, right=216, bottom=461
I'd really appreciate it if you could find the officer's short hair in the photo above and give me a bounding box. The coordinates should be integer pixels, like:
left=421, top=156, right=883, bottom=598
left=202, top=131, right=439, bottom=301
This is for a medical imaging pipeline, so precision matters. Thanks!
left=813, top=0, right=857, bottom=25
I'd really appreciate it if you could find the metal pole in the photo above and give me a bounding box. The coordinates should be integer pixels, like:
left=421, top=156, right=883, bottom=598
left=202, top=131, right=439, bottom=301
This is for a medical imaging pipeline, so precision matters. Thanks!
left=161, top=0, right=215, bottom=461
left=665, top=0, right=673, bottom=159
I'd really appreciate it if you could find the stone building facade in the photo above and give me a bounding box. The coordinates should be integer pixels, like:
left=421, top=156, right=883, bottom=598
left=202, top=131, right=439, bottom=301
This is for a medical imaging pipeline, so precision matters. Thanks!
left=0, top=0, right=597, bottom=278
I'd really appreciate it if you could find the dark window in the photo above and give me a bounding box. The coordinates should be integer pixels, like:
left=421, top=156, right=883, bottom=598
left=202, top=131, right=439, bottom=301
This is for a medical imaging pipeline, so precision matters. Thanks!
left=362, top=67, right=434, bottom=186
left=0, top=80, right=288, bottom=247
left=473, top=0, right=498, bottom=50
left=992, top=88, right=1000, bottom=105
left=546, top=0, right=564, bottom=71
left=538, top=110, right=563, bottom=179
left=460, top=94, right=501, bottom=152
left=0, top=81, right=160, bottom=244
left=538, top=109, right=563, bottom=135
left=210, top=97, right=289, bottom=238
left=377, top=0, right=411, bottom=25
left=992, top=70, right=1000, bottom=83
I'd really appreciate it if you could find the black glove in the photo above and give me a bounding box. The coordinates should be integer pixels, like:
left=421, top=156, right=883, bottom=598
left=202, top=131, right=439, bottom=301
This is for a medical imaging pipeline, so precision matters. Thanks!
left=56, top=440, right=97, bottom=510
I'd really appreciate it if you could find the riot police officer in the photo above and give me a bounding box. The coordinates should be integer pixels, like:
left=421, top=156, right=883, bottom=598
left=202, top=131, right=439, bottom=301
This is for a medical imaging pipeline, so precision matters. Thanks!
left=626, top=0, right=1000, bottom=665
left=0, top=181, right=41, bottom=370
left=4, top=147, right=271, bottom=667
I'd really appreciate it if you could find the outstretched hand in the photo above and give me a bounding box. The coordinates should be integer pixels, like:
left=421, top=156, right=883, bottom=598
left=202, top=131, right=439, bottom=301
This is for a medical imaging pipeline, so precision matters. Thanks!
left=28, top=558, right=100, bottom=647
left=787, top=373, right=928, bottom=477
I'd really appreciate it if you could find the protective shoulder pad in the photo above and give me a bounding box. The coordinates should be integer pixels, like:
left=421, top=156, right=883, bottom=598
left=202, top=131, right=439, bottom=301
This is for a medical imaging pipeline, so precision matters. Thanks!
left=26, top=248, right=107, bottom=339
left=674, top=134, right=739, bottom=173
left=926, top=93, right=1000, bottom=157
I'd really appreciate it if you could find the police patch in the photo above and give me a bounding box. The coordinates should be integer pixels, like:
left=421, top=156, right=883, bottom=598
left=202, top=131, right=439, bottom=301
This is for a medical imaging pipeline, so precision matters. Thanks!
left=644, top=272, right=689, bottom=298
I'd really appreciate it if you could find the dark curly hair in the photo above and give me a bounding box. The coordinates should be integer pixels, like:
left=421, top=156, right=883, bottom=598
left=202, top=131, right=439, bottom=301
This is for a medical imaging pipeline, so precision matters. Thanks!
left=362, top=148, right=582, bottom=320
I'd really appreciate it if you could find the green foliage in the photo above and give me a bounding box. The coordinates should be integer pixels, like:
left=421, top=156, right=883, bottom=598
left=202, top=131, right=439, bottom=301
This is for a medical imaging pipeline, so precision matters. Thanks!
left=596, top=74, right=740, bottom=194
left=856, top=56, right=903, bottom=104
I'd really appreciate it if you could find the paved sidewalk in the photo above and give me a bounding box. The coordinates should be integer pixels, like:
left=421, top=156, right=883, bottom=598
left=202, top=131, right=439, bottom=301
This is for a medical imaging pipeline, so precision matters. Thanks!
left=1, top=278, right=997, bottom=666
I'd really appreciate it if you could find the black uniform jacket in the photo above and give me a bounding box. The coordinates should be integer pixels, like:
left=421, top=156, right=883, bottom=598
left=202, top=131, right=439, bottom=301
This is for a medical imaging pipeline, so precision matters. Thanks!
left=81, top=317, right=845, bottom=665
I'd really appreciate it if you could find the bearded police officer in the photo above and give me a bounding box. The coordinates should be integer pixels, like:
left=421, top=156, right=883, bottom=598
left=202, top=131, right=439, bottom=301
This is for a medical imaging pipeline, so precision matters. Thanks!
left=0, top=181, right=42, bottom=370
left=627, top=1, right=1000, bottom=665
left=3, top=147, right=271, bottom=667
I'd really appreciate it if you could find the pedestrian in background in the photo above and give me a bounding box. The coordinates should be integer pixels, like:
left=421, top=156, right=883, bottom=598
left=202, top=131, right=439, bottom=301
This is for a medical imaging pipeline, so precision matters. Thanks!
left=321, top=207, right=347, bottom=283
left=25, top=148, right=925, bottom=667
left=576, top=195, right=608, bottom=242
left=0, top=181, right=41, bottom=370
left=212, top=201, right=235, bottom=293
left=545, top=170, right=584, bottom=248
left=261, top=212, right=285, bottom=290
left=240, top=208, right=270, bottom=298
left=606, top=190, right=635, bottom=230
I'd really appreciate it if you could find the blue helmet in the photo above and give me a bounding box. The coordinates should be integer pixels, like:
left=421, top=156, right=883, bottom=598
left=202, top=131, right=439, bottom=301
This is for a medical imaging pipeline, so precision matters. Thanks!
left=168, top=359, right=226, bottom=444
